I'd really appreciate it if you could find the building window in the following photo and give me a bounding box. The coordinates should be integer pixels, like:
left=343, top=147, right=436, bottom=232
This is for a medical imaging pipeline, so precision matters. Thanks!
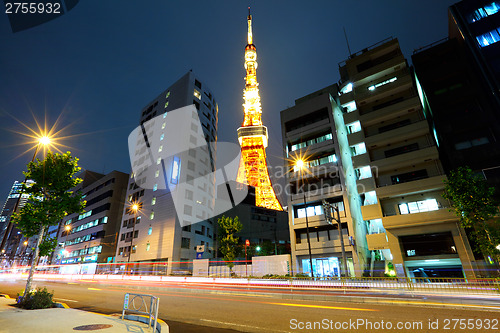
left=346, top=121, right=362, bottom=134
left=391, top=169, right=428, bottom=185
left=194, top=89, right=202, bottom=100
left=160, top=134, right=164, bottom=141
left=161, top=122, right=166, bottom=129
left=187, top=161, right=195, bottom=171
left=181, top=237, right=191, bottom=249
left=350, top=142, right=366, bottom=156
left=468, top=2, right=500, bottom=22
left=165, top=90, right=170, bottom=98
left=151, top=197, right=156, bottom=205
left=155, top=170, right=159, bottom=178
left=150, top=211, right=155, bottom=220
left=356, top=166, right=372, bottom=180
left=184, top=205, right=192, bottom=216
left=362, top=191, right=378, bottom=206
left=148, top=227, right=152, bottom=235
left=476, top=28, right=500, bottom=47
left=185, top=189, right=193, bottom=200
left=134, top=230, right=139, bottom=238
left=293, top=153, right=337, bottom=172
left=153, top=184, right=158, bottom=191
left=399, top=199, right=439, bottom=215
left=164, top=101, right=169, bottom=109
left=343, top=101, right=357, bottom=113
left=367, top=77, right=397, bottom=91
left=455, top=137, right=489, bottom=150
left=156, top=157, right=161, bottom=165
left=146, top=243, right=150, bottom=251
left=158, top=145, right=163, bottom=153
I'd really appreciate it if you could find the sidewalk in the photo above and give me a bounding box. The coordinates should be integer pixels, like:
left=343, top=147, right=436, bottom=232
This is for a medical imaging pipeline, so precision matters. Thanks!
left=0, top=297, right=168, bottom=333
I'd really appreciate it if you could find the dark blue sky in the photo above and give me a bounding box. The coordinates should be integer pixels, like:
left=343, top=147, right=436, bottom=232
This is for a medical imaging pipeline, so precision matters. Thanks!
left=0, top=0, right=458, bottom=204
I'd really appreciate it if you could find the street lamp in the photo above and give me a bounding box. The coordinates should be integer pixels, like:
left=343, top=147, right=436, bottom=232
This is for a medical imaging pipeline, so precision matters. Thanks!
left=0, top=135, right=53, bottom=252
left=127, top=202, right=142, bottom=272
left=296, top=159, right=314, bottom=278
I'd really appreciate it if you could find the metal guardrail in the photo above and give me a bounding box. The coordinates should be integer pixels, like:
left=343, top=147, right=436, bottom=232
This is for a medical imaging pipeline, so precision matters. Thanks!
left=122, top=293, right=159, bottom=332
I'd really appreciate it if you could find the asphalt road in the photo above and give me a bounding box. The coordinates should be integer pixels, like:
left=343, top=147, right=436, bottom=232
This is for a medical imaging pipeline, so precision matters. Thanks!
left=1, top=278, right=499, bottom=333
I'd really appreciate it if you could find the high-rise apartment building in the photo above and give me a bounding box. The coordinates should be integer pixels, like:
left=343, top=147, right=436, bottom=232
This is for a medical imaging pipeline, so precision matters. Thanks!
left=56, top=170, right=128, bottom=274
left=115, top=71, right=218, bottom=275
left=0, top=180, right=32, bottom=266
left=412, top=0, right=500, bottom=194
left=281, top=85, right=369, bottom=278
left=282, top=38, right=477, bottom=279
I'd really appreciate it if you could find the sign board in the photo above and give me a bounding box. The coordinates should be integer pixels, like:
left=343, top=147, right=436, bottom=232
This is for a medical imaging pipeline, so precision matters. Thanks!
left=196, top=252, right=203, bottom=259
left=123, top=293, right=129, bottom=310
left=196, top=245, right=205, bottom=253
left=245, top=239, right=250, bottom=246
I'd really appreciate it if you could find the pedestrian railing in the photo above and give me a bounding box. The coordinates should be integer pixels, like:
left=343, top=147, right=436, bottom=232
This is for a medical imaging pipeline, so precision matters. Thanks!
left=122, top=293, right=159, bottom=332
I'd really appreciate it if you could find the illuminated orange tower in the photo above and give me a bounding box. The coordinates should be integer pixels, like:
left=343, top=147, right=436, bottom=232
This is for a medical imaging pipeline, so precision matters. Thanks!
left=236, top=8, right=282, bottom=211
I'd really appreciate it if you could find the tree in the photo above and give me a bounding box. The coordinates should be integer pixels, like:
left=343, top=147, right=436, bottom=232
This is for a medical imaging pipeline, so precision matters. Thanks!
left=442, top=166, right=500, bottom=262
left=217, top=215, right=242, bottom=276
left=12, top=151, right=85, bottom=301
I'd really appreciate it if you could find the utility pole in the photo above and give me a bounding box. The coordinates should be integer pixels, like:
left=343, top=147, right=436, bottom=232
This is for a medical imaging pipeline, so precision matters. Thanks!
left=322, top=200, right=348, bottom=277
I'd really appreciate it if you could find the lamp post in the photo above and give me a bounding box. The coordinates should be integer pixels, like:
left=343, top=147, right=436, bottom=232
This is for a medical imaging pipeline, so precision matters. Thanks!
left=296, top=159, right=314, bottom=278
left=127, top=202, right=141, bottom=273
left=322, top=200, right=348, bottom=277
left=0, top=136, right=52, bottom=252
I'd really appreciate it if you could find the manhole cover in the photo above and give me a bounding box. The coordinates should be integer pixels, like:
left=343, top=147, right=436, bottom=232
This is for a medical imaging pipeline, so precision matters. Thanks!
left=73, top=324, right=113, bottom=331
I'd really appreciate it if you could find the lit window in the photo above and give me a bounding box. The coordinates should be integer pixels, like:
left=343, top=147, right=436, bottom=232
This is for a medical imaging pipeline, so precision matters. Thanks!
left=367, top=77, right=397, bottom=91
left=146, top=243, right=151, bottom=251
left=363, top=191, right=378, bottom=206
left=152, top=197, right=156, bottom=205
left=476, top=28, right=500, bottom=47
left=150, top=211, right=155, bottom=220
left=148, top=227, right=152, bottom=235
left=340, top=82, right=353, bottom=94
left=164, top=101, right=169, bottom=109
left=347, top=121, right=362, bottom=134
left=343, top=101, right=357, bottom=113
left=160, top=134, right=164, bottom=141
left=157, top=157, right=161, bottom=165
left=155, top=170, right=159, bottom=178
left=468, top=2, right=500, bottom=22
left=153, top=184, right=158, bottom=191
left=356, top=166, right=372, bottom=180
left=194, top=89, right=201, bottom=100
left=161, top=122, right=166, bottom=129
left=163, top=112, right=167, bottom=119
left=399, top=199, right=439, bottom=215
left=351, top=142, right=367, bottom=156
left=158, top=145, right=163, bottom=153
left=165, top=91, right=170, bottom=98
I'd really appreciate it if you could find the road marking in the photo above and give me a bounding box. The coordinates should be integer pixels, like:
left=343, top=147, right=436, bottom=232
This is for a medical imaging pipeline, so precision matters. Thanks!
left=199, top=319, right=290, bottom=333
left=88, top=287, right=101, bottom=291
left=213, top=291, right=274, bottom=298
left=389, top=299, right=500, bottom=310
left=267, top=302, right=378, bottom=312
left=54, top=298, right=78, bottom=303
left=67, top=282, right=77, bottom=285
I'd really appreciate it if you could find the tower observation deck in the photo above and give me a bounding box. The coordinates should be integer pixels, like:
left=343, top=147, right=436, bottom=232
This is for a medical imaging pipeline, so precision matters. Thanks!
left=236, top=8, right=282, bottom=211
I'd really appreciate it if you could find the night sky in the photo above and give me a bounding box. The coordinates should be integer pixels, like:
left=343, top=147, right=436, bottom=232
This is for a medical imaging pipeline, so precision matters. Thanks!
left=0, top=0, right=458, bottom=206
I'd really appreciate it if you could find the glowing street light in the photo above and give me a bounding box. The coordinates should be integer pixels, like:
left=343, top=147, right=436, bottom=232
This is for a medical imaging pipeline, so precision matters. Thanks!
left=127, top=201, right=142, bottom=267
left=38, top=136, right=51, bottom=146
left=295, top=158, right=314, bottom=278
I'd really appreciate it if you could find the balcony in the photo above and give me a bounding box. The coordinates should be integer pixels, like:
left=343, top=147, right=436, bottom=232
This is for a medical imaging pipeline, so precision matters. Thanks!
left=351, top=55, right=406, bottom=85
left=359, top=96, right=421, bottom=126
left=352, top=153, right=370, bottom=169
left=371, top=146, right=439, bottom=173
left=293, top=214, right=348, bottom=228
left=347, top=131, right=365, bottom=146
left=366, top=233, right=389, bottom=250
left=286, top=118, right=331, bottom=141
left=376, top=175, right=447, bottom=199
left=295, top=235, right=352, bottom=252
left=364, top=120, right=429, bottom=148
left=357, top=178, right=376, bottom=193
left=361, top=203, right=383, bottom=220
left=343, top=109, right=360, bottom=124
left=355, top=74, right=413, bottom=105
left=382, top=208, right=456, bottom=229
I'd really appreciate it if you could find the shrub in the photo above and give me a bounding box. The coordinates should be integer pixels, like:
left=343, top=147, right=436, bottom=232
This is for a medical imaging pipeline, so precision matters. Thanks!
left=17, top=287, right=54, bottom=309
left=293, top=273, right=310, bottom=278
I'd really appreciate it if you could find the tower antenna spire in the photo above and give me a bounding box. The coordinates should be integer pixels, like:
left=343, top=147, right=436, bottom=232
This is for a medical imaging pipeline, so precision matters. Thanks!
left=247, top=6, right=253, bottom=45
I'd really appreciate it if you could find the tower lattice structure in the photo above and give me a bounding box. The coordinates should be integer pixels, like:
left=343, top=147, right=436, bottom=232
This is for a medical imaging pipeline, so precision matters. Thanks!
left=236, top=9, right=282, bottom=211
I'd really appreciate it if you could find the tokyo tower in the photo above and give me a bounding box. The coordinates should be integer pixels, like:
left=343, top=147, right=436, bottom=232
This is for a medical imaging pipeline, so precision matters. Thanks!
left=236, top=9, right=282, bottom=211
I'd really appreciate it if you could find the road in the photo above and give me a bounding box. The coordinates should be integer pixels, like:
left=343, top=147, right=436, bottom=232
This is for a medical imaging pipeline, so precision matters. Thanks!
left=1, top=277, right=499, bottom=333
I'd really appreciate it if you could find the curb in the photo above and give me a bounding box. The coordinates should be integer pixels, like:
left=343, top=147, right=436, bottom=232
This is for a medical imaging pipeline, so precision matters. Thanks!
left=0, top=294, right=12, bottom=299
